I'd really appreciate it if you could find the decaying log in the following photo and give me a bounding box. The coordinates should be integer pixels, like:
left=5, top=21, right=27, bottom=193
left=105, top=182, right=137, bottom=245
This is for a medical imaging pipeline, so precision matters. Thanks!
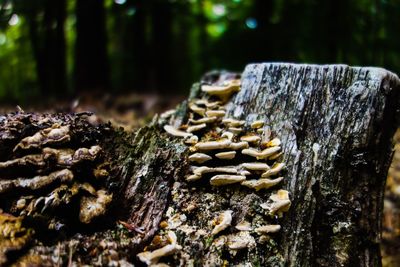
left=0, top=63, right=399, bottom=266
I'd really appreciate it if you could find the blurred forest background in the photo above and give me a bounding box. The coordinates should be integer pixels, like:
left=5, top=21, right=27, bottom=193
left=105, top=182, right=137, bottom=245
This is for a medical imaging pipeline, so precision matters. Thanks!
left=0, top=0, right=398, bottom=105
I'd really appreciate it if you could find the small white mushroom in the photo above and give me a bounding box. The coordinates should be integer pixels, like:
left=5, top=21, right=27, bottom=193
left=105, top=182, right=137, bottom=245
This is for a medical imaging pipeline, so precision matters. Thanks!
left=240, top=135, right=261, bottom=143
left=241, top=162, right=270, bottom=171
left=188, top=153, right=212, bottom=164
left=164, top=125, right=193, bottom=138
left=215, top=151, right=236, bottom=160
left=235, top=221, right=252, bottom=231
left=262, top=137, right=281, bottom=148
left=222, top=118, right=245, bottom=127
left=211, top=210, right=233, bottom=235
left=251, top=120, right=264, bottom=129
left=260, top=189, right=291, bottom=216
left=221, top=131, right=234, bottom=141
left=239, top=170, right=252, bottom=176
left=205, top=101, right=221, bottom=109
left=210, top=174, right=246, bottom=186
left=241, top=146, right=281, bottom=160
left=241, top=177, right=283, bottom=191
left=201, top=80, right=240, bottom=101
left=212, top=167, right=238, bottom=174
left=194, top=99, right=208, bottom=106
left=255, top=225, right=281, bottom=234
left=227, top=231, right=256, bottom=251
left=188, top=102, right=206, bottom=116
left=137, top=231, right=182, bottom=266
left=184, top=135, right=198, bottom=145
left=228, top=127, right=243, bottom=134
left=194, top=139, right=231, bottom=151
left=193, top=166, right=212, bottom=176
left=192, top=166, right=238, bottom=176
left=268, top=152, right=283, bottom=160
left=205, top=110, right=225, bottom=118
left=79, top=190, right=112, bottom=224
left=186, top=174, right=201, bottom=182
left=160, top=109, right=176, bottom=119
left=229, top=141, right=249, bottom=150
left=261, top=163, right=285, bottom=178
left=187, top=123, right=207, bottom=133
left=189, top=117, right=217, bottom=124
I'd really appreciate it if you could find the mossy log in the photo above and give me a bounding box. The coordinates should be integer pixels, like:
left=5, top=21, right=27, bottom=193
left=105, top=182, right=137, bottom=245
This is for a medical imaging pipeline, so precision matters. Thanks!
left=0, top=63, right=399, bottom=266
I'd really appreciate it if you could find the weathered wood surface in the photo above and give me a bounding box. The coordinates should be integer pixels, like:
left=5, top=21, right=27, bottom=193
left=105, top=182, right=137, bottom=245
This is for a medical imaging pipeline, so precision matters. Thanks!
left=224, top=63, right=400, bottom=266
left=1, top=63, right=399, bottom=266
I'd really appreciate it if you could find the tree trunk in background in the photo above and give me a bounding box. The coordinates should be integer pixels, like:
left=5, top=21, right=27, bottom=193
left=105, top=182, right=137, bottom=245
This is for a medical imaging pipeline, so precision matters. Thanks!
left=75, top=0, right=109, bottom=92
left=150, top=0, right=173, bottom=93
left=24, top=0, right=66, bottom=96
left=1, top=63, right=399, bottom=266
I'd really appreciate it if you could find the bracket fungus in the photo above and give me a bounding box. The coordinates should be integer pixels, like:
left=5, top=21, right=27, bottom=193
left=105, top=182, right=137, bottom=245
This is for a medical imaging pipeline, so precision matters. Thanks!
left=201, top=79, right=241, bottom=102
left=241, top=177, right=283, bottom=191
left=261, top=162, right=285, bottom=178
left=137, top=231, right=182, bottom=266
left=261, top=189, right=291, bottom=217
left=210, top=174, right=246, bottom=186
left=211, top=210, right=233, bottom=235
left=160, top=77, right=291, bottom=265
left=164, top=125, right=193, bottom=138
left=194, top=139, right=231, bottom=151
left=14, top=124, right=70, bottom=152
left=188, top=153, right=212, bottom=164
left=187, top=123, right=207, bottom=133
left=255, top=224, right=281, bottom=234
left=215, top=151, right=236, bottom=160
left=0, top=114, right=114, bottom=252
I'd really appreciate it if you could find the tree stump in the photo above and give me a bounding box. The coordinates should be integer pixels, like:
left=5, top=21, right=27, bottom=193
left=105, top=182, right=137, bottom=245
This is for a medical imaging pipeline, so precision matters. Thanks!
left=0, top=63, right=399, bottom=266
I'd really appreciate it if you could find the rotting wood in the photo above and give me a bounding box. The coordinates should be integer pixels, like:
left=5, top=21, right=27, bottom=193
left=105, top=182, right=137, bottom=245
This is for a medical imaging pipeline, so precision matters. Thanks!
left=0, top=63, right=399, bottom=266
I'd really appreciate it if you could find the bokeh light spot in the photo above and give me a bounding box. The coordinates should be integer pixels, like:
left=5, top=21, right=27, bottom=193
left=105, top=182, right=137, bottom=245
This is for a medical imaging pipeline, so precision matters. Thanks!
left=245, top=17, right=257, bottom=29
left=114, top=0, right=126, bottom=5
left=8, top=14, right=19, bottom=26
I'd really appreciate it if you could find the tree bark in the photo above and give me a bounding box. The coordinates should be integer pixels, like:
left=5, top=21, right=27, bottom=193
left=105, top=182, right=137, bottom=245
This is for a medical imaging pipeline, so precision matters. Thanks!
left=75, top=0, right=109, bottom=92
left=0, top=63, right=399, bottom=266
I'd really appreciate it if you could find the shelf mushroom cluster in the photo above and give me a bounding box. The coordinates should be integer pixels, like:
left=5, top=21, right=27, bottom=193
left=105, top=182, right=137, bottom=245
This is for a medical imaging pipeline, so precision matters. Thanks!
left=163, top=79, right=287, bottom=192
left=0, top=123, right=112, bottom=228
left=158, top=78, right=292, bottom=264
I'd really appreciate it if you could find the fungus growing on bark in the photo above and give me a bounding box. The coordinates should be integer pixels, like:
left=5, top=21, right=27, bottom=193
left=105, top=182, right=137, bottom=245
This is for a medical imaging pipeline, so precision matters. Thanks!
left=255, top=224, right=281, bottom=234
left=241, top=146, right=281, bottom=159
left=205, top=110, right=226, bottom=118
left=229, top=141, right=249, bottom=150
left=189, top=117, right=217, bottom=125
left=241, top=162, right=270, bottom=171
left=79, top=190, right=113, bottom=224
left=211, top=210, right=233, bottom=235
left=240, top=135, right=261, bottom=143
left=261, top=162, right=285, bottom=178
left=215, top=151, right=236, bottom=160
left=201, top=79, right=241, bottom=102
left=187, top=123, right=207, bottom=133
left=163, top=125, right=193, bottom=138
left=222, top=118, right=245, bottom=127
left=251, top=120, right=264, bottom=129
left=210, top=174, right=246, bottom=186
left=14, top=124, right=70, bottom=151
left=235, top=220, right=252, bottom=231
left=188, top=153, right=212, bottom=164
left=260, top=189, right=291, bottom=216
left=194, top=139, right=231, bottom=151
left=241, top=177, right=283, bottom=191
left=188, top=103, right=206, bottom=116
left=137, top=231, right=182, bottom=266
